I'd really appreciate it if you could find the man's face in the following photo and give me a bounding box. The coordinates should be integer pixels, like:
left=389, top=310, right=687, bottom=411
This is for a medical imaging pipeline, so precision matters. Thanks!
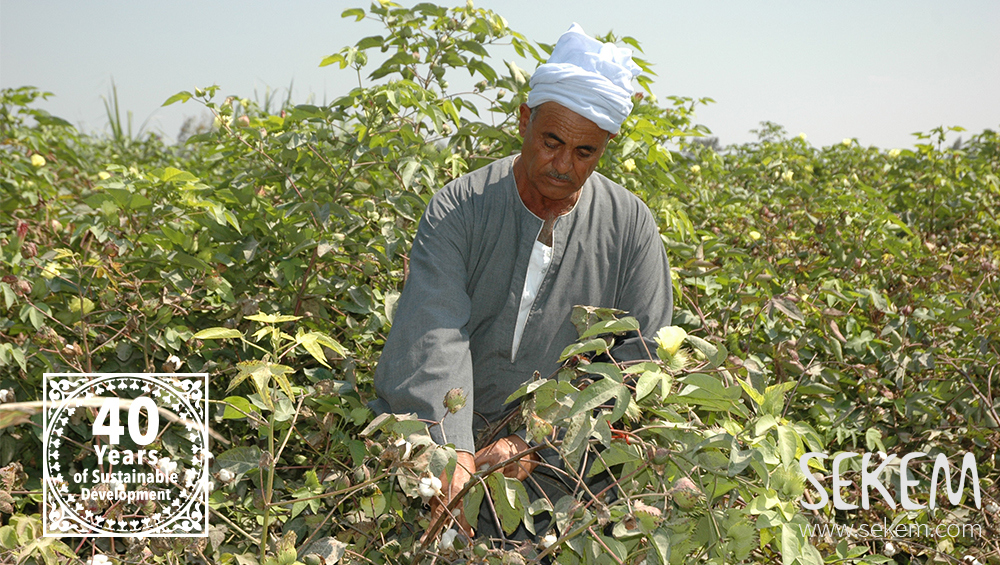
left=515, top=102, right=613, bottom=210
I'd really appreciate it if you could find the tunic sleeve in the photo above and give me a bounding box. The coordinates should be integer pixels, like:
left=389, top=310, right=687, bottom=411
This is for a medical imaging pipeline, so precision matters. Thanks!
left=612, top=201, right=673, bottom=360
left=372, top=186, right=477, bottom=454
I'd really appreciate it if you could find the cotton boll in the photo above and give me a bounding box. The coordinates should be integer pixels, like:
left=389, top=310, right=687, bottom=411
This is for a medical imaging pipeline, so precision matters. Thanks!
left=418, top=476, right=442, bottom=499
left=440, top=529, right=458, bottom=551
left=156, top=458, right=177, bottom=476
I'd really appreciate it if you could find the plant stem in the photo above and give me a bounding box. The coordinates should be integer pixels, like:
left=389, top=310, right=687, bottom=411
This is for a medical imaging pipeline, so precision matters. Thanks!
left=259, top=410, right=276, bottom=562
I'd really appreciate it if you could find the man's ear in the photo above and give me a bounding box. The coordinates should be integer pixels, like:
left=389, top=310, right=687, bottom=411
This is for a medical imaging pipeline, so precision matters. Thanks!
left=517, top=103, right=532, bottom=137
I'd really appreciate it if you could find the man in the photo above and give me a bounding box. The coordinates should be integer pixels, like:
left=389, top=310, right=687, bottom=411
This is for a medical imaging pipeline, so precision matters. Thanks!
left=371, top=23, right=673, bottom=540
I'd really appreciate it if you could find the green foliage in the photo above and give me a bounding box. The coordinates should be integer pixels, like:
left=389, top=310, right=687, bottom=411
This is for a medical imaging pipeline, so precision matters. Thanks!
left=1, top=2, right=998, bottom=564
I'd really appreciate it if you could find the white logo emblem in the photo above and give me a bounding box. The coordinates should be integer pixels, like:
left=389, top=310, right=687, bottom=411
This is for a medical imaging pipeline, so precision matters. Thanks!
left=42, top=373, right=209, bottom=537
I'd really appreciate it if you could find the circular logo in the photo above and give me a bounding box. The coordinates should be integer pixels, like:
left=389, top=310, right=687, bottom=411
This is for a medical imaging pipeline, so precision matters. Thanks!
left=43, top=373, right=209, bottom=537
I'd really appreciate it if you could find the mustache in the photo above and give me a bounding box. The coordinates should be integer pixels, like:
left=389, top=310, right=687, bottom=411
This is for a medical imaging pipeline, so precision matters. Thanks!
left=547, top=171, right=571, bottom=181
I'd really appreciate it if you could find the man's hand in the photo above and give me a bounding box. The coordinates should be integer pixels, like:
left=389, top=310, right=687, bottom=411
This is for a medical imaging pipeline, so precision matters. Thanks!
left=422, top=450, right=476, bottom=544
left=475, top=435, right=538, bottom=481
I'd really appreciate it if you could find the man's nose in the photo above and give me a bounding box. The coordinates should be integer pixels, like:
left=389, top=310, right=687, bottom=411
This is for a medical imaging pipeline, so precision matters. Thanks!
left=552, top=148, right=572, bottom=174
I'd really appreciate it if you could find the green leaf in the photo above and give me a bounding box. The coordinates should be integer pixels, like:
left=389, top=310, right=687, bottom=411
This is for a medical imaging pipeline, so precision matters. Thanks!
left=558, top=338, right=610, bottom=361
left=578, top=317, right=640, bottom=340
left=635, top=369, right=664, bottom=401
left=0, top=525, right=17, bottom=549
left=297, top=332, right=331, bottom=368
left=0, top=407, right=31, bottom=431
left=608, top=384, right=631, bottom=423
left=250, top=364, right=275, bottom=410
left=66, top=296, right=95, bottom=315
left=222, top=396, right=258, bottom=419
left=588, top=442, right=641, bottom=477
left=561, top=411, right=595, bottom=471
left=865, top=428, right=886, bottom=452
left=245, top=313, right=302, bottom=324
left=464, top=482, right=485, bottom=527
left=313, top=333, right=349, bottom=357
left=738, top=377, right=765, bottom=407
left=193, top=327, right=243, bottom=340
left=1, top=283, right=14, bottom=309
left=668, top=373, right=746, bottom=416
left=269, top=364, right=296, bottom=402
left=159, top=167, right=198, bottom=182
left=580, top=362, right=623, bottom=383
left=686, top=334, right=727, bottom=368
left=569, top=377, right=623, bottom=418
left=648, top=527, right=671, bottom=564
left=319, top=54, right=347, bottom=68
left=487, top=472, right=527, bottom=534
left=770, top=296, right=805, bottom=323
left=399, top=158, right=421, bottom=189
left=341, top=8, right=365, bottom=20
left=162, top=91, right=192, bottom=106
left=776, top=425, right=798, bottom=467
left=217, top=446, right=262, bottom=475
left=356, top=35, right=384, bottom=50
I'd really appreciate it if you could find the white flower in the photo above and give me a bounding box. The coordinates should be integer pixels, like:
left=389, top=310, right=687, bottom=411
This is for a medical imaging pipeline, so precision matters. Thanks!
left=654, top=326, right=687, bottom=357
left=842, top=138, right=852, bottom=147
left=985, top=502, right=999, bottom=513
left=440, top=528, right=458, bottom=550
left=87, top=555, right=110, bottom=565
left=218, top=468, right=235, bottom=483
left=797, top=133, right=807, bottom=141
left=156, top=457, right=177, bottom=476
left=888, top=148, right=901, bottom=158
left=883, top=542, right=897, bottom=557
left=622, top=158, right=636, bottom=172
left=689, top=164, right=701, bottom=174
left=540, top=533, right=558, bottom=549
left=781, top=170, right=794, bottom=182
left=418, top=476, right=443, bottom=499
left=749, top=230, right=762, bottom=241
left=31, top=154, right=46, bottom=168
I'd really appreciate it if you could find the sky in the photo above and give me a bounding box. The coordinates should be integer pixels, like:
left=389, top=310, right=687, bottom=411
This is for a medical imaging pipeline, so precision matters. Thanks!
left=2, top=1, right=998, bottom=150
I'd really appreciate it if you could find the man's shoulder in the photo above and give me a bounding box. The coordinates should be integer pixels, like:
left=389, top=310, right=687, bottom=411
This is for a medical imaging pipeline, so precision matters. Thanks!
left=436, top=156, right=515, bottom=200
left=423, top=156, right=514, bottom=223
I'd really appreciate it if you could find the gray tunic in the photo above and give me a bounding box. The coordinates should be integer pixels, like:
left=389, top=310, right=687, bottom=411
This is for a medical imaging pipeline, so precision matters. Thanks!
left=371, top=155, right=673, bottom=453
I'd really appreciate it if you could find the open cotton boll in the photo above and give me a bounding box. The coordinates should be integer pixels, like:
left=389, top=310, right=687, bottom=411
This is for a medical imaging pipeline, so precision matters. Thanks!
left=418, top=476, right=442, bottom=499
left=440, top=529, right=458, bottom=550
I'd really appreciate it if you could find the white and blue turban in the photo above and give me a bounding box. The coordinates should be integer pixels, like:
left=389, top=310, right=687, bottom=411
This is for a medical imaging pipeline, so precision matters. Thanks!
left=526, top=23, right=642, bottom=134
